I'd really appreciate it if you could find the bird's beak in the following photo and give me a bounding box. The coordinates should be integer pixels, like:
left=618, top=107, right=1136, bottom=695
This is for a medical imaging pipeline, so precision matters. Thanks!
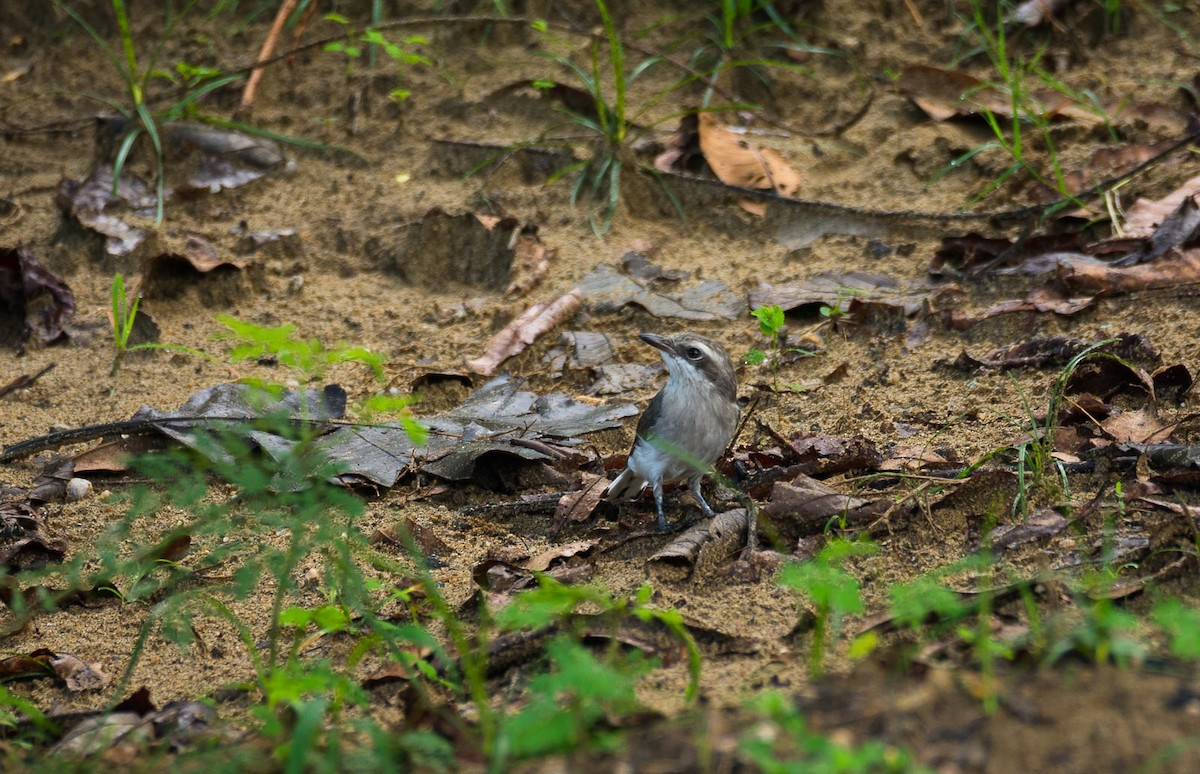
left=639, top=333, right=674, bottom=355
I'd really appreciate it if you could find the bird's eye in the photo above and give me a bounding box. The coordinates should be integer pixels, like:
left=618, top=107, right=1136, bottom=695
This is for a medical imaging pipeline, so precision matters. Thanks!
left=686, top=347, right=703, bottom=359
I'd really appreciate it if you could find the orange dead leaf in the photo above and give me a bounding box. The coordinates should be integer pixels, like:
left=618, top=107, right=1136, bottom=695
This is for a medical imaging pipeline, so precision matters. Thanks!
left=697, top=113, right=803, bottom=197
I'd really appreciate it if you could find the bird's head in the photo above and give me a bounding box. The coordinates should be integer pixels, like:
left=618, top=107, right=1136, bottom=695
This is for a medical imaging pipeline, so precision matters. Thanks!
left=640, top=332, right=737, bottom=402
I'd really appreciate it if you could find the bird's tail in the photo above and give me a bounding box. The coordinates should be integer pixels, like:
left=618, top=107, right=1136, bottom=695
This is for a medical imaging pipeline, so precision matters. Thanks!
left=604, top=467, right=646, bottom=502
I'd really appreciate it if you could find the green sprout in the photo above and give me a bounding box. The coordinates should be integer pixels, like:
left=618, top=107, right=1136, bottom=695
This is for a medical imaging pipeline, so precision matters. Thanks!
left=745, top=304, right=812, bottom=391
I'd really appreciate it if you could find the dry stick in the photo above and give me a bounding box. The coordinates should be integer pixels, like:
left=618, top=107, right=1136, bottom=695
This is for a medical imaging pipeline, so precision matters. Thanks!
left=240, top=0, right=301, bottom=114
left=902, top=0, right=927, bottom=28
left=0, top=363, right=55, bottom=400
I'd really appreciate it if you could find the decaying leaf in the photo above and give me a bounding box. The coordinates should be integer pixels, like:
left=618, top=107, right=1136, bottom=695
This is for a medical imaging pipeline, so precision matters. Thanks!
left=0, top=246, right=75, bottom=347
left=949, top=334, right=1158, bottom=373
left=879, top=446, right=953, bottom=472
left=696, top=113, right=803, bottom=197
left=51, top=687, right=221, bottom=757
left=551, top=472, right=609, bottom=535
left=371, top=518, right=453, bottom=566
left=943, top=286, right=1096, bottom=329
left=1124, top=174, right=1200, bottom=238
left=763, top=474, right=889, bottom=540
left=1099, top=409, right=1182, bottom=445
left=56, top=164, right=155, bottom=257
left=989, top=509, right=1068, bottom=550
left=1057, top=248, right=1200, bottom=293
left=321, top=374, right=635, bottom=486
left=150, top=235, right=250, bottom=275
left=505, top=225, right=555, bottom=297
left=50, top=651, right=111, bottom=691
left=0, top=500, right=67, bottom=570
left=1048, top=140, right=1182, bottom=202
left=897, top=65, right=1101, bottom=124
left=579, top=262, right=745, bottom=321
left=646, top=509, right=753, bottom=582
left=752, top=271, right=955, bottom=322
left=58, top=123, right=280, bottom=258
left=466, top=288, right=584, bottom=375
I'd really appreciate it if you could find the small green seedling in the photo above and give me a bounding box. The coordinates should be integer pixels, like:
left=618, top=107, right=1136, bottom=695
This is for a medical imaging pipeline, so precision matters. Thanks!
left=744, top=304, right=812, bottom=391
left=109, top=272, right=142, bottom=376
left=324, top=14, right=429, bottom=103
left=818, top=286, right=866, bottom=327
left=109, top=273, right=211, bottom=377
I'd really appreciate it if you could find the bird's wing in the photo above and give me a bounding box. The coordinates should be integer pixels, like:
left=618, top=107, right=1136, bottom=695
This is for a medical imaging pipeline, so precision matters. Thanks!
left=634, top=390, right=665, bottom=443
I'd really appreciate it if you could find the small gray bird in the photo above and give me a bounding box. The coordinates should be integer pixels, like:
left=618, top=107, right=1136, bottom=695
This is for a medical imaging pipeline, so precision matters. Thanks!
left=605, top=332, right=740, bottom=531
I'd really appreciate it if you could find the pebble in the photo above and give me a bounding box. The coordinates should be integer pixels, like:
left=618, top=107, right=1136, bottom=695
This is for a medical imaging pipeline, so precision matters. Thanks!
left=65, top=478, right=92, bottom=501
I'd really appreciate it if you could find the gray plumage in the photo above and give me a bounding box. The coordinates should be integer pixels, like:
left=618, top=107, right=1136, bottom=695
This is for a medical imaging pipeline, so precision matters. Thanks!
left=606, top=332, right=739, bottom=530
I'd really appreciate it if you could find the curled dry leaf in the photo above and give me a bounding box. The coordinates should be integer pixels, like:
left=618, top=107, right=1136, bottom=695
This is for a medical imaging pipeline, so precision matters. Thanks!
left=51, top=652, right=112, bottom=691
left=949, top=334, right=1156, bottom=373
left=646, top=508, right=752, bottom=582
left=763, top=474, right=888, bottom=539
left=525, top=540, right=596, bottom=572
left=466, top=287, right=584, bottom=375
left=1123, top=174, right=1200, bottom=237
left=580, top=262, right=744, bottom=321
left=550, top=472, right=608, bottom=536
left=879, top=446, right=951, bottom=472
left=180, top=234, right=248, bottom=273
left=751, top=272, right=930, bottom=316
left=696, top=113, right=802, bottom=197
left=505, top=224, right=555, bottom=298
left=0, top=246, right=75, bottom=346
left=56, top=164, right=154, bottom=257
left=1007, top=0, right=1074, bottom=27
left=989, top=509, right=1068, bottom=550
left=1057, top=248, right=1200, bottom=294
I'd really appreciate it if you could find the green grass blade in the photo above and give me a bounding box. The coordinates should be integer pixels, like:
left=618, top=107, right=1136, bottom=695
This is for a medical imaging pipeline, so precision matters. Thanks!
left=110, top=0, right=142, bottom=104
left=135, top=101, right=165, bottom=224
left=111, top=128, right=141, bottom=197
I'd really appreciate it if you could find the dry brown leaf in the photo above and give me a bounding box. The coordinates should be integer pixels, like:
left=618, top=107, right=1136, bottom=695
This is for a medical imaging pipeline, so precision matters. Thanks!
left=1056, top=248, right=1200, bottom=293
left=646, top=509, right=751, bottom=582
left=989, top=509, right=1068, bottom=550
left=525, top=540, right=595, bottom=572
left=465, top=288, right=584, bottom=375
left=898, top=65, right=1101, bottom=124
left=880, top=446, right=949, bottom=472
left=505, top=225, right=554, bottom=298
left=1124, top=174, right=1200, bottom=238
left=550, top=472, right=608, bottom=535
left=1100, top=409, right=1177, bottom=444
left=697, top=113, right=802, bottom=197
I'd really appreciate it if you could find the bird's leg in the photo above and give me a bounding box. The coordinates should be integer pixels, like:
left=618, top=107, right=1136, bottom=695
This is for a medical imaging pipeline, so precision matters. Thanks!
left=653, top=480, right=669, bottom=532
left=689, top=474, right=716, bottom=517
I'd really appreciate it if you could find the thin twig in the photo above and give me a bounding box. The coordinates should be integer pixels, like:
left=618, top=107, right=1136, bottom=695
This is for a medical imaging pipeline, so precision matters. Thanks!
left=240, top=0, right=300, bottom=114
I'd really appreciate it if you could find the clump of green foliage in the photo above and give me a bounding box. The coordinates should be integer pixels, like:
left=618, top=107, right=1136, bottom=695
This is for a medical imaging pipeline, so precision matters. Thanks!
left=780, top=537, right=877, bottom=677
left=323, top=13, right=430, bottom=103
left=535, top=1, right=663, bottom=235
